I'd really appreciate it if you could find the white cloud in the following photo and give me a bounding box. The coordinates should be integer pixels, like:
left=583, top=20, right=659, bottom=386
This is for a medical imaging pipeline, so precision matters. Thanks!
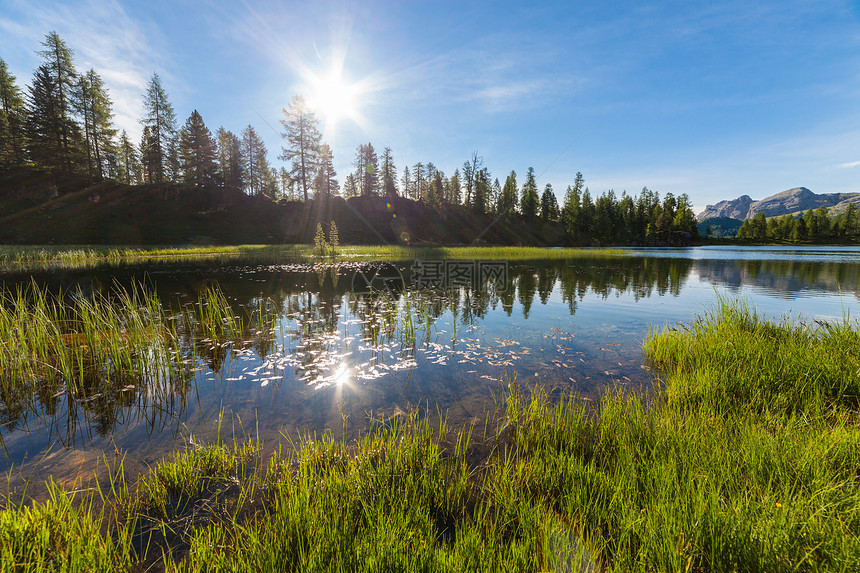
left=0, top=0, right=172, bottom=142
left=838, top=160, right=860, bottom=169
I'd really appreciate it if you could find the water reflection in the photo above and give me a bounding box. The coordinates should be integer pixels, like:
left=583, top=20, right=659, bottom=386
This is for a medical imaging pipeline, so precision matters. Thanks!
left=2, top=249, right=860, bottom=484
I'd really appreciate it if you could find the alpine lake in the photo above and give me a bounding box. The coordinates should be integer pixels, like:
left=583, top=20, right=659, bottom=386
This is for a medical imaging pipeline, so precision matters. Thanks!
left=3, top=245, right=860, bottom=500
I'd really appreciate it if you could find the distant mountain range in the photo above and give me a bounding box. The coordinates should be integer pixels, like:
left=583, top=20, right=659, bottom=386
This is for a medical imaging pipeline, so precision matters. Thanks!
left=696, top=187, right=860, bottom=221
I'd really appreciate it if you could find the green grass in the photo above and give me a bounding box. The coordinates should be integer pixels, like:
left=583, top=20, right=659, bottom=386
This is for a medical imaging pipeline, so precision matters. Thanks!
left=2, top=299, right=858, bottom=571
left=0, top=282, right=273, bottom=440
left=0, top=244, right=631, bottom=271
left=0, top=281, right=184, bottom=397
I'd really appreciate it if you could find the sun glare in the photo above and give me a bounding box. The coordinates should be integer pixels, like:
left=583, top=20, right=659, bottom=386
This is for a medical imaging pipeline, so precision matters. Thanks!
left=308, top=69, right=358, bottom=131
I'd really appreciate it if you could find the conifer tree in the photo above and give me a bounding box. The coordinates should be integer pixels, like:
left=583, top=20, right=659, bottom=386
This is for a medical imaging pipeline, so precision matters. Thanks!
left=381, top=146, right=397, bottom=198
left=74, top=69, right=116, bottom=180
left=563, top=172, right=584, bottom=239
left=448, top=169, right=461, bottom=205
left=313, top=142, right=339, bottom=198
left=344, top=173, right=358, bottom=198
left=241, top=124, right=270, bottom=195
left=520, top=166, right=539, bottom=217
left=498, top=170, right=518, bottom=216
left=540, top=183, right=559, bottom=221
left=280, top=95, right=321, bottom=200
left=180, top=110, right=217, bottom=188
left=118, top=130, right=141, bottom=184
left=412, top=161, right=425, bottom=201
left=140, top=73, right=176, bottom=182
left=400, top=165, right=412, bottom=200
left=215, top=127, right=244, bottom=193
left=27, top=32, right=83, bottom=171
left=0, top=58, right=27, bottom=165
left=355, top=142, right=378, bottom=197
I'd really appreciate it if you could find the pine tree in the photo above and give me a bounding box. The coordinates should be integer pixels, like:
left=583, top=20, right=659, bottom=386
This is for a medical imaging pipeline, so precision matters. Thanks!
left=140, top=73, right=176, bottom=182
left=74, top=69, right=116, bottom=180
left=241, top=124, right=270, bottom=195
left=313, top=142, right=339, bottom=198
left=180, top=110, right=217, bottom=188
left=448, top=169, right=461, bottom=205
left=0, top=57, right=27, bottom=165
left=498, top=170, right=518, bottom=216
left=491, top=178, right=501, bottom=213
left=462, top=151, right=483, bottom=208
left=381, top=146, right=397, bottom=198
left=400, top=165, right=412, bottom=200
left=344, top=173, right=358, bottom=198
left=355, top=142, right=378, bottom=197
left=520, top=166, right=539, bottom=217
left=427, top=170, right=444, bottom=209
left=540, top=183, right=559, bottom=221
left=215, top=127, right=244, bottom=193
left=412, top=162, right=425, bottom=201
left=117, top=130, right=140, bottom=184
left=472, top=167, right=489, bottom=213
left=563, top=172, right=584, bottom=240
left=280, top=95, right=321, bottom=200
left=27, top=32, right=84, bottom=171
left=140, top=125, right=158, bottom=184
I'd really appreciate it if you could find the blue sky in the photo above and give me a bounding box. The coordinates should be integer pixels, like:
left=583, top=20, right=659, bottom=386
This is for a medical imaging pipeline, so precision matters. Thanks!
left=2, top=0, right=860, bottom=213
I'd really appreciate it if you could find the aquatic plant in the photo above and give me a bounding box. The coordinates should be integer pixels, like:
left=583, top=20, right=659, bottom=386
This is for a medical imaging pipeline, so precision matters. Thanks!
left=3, top=300, right=858, bottom=571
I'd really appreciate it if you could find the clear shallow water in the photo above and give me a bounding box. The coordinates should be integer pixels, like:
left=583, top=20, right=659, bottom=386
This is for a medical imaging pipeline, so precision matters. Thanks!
left=2, top=247, right=860, bottom=497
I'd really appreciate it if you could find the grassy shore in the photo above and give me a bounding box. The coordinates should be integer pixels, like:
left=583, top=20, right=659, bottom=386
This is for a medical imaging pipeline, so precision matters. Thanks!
left=2, top=300, right=858, bottom=571
left=0, top=244, right=630, bottom=271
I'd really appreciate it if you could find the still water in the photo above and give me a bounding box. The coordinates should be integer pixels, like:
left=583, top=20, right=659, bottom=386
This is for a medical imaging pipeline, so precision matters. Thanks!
left=2, top=246, right=859, bottom=496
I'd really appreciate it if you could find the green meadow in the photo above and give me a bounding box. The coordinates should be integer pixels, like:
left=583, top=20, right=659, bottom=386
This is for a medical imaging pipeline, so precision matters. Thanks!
left=1, top=298, right=857, bottom=571
left=0, top=244, right=629, bottom=271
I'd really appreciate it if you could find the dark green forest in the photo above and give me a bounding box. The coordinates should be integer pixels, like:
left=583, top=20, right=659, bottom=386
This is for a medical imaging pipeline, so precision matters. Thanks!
left=2, top=32, right=702, bottom=246
left=735, top=207, right=860, bottom=243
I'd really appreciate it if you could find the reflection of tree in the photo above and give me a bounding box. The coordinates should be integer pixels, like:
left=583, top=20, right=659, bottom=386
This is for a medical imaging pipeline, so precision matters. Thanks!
left=693, top=258, right=860, bottom=297
left=516, top=269, right=538, bottom=319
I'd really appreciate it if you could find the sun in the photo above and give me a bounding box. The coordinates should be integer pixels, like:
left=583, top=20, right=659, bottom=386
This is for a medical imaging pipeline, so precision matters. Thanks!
left=307, top=69, right=358, bottom=131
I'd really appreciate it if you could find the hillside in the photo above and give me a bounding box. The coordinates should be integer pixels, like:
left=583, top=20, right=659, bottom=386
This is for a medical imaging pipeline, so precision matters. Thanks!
left=697, top=217, right=744, bottom=238
left=0, top=167, right=569, bottom=247
left=697, top=187, right=860, bottom=221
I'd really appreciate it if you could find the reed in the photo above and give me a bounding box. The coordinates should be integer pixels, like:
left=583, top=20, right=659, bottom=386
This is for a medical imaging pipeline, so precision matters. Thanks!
left=0, top=244, right=631, bottom=271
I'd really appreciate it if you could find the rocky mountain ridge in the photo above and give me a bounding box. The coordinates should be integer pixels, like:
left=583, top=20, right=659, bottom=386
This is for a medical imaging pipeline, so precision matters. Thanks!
left=697, top=187, right=860, bottom=221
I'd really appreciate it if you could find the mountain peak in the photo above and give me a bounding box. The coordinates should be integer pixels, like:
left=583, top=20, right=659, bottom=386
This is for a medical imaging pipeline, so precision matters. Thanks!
left=696, top=188, right=855, bottom=221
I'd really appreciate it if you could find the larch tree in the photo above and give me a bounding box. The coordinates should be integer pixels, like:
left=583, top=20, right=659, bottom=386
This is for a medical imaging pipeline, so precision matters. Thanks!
left=280, top=95, right=321, bottom=200
left=179, top=110, right=218, bottom=188
left=140, top=73, right=176, bottom=182
left=0, top=57, right=27, bottom=165
left=313, top=142, right=339, bottom=199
